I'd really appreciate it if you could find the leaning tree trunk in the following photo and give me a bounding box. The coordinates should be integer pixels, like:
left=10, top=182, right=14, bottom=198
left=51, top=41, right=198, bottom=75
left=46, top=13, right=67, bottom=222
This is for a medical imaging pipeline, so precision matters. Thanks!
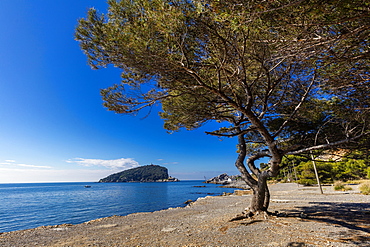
left=234, top=131, right=281, bottom=217
left=232, top=119, right=283, bottom=218
left=249, top=173, right=270, bottom=213
left=234, top=134, right=273, bottom=216
left=263, top=182, right=270, bottom=210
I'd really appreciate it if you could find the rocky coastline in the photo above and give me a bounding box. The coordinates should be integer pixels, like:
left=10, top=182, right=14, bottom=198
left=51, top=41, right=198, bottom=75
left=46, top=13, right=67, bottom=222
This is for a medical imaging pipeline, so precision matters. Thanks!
left=204, top=173, right=250, bottom=189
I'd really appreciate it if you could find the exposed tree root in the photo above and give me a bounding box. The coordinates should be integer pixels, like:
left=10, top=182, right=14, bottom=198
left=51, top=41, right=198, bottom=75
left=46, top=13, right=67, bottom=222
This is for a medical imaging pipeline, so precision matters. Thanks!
left=229, top=209, right=274, bottom=222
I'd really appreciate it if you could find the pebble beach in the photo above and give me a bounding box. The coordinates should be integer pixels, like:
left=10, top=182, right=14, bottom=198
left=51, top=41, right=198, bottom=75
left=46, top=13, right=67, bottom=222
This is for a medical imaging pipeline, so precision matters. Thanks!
left=1, top=183, right=369, bottom=247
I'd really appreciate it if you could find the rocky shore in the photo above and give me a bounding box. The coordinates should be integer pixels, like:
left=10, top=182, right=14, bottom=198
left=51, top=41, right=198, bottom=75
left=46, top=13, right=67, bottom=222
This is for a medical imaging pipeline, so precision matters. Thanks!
left=1, top=183, right=369, bottom=246
left=204, top=173, right=250, bottom=189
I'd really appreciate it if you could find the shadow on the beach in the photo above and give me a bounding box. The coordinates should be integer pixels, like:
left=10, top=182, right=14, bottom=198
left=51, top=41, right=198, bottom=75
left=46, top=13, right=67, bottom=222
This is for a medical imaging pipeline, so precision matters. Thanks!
left=283, top=201, right=370, bottom=246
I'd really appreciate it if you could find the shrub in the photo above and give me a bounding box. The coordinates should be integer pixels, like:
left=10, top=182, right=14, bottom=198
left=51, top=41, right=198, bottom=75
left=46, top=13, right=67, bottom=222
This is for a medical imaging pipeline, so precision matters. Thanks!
left=298, top=179, right=316, bottom=186
left=334, top=181, right=353, bottom=191
left=360, top=182, right=370, bottom=195
left=344, top=186, right=353, bottom=191
left=334, top=181, right=345, bottom=191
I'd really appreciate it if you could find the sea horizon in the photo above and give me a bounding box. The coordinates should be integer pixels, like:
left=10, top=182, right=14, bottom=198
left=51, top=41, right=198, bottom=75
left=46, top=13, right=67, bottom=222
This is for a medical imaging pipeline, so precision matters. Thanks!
left=0, top=179, right=204, bottom=185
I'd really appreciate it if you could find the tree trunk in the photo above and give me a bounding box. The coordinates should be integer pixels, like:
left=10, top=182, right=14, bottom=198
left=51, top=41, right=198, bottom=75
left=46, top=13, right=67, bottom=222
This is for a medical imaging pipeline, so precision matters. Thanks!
left=249, top=174, right=270, bottom=213
left=233, top=131, right=280, bottom=217
left=263, top=183, right=270, bottom=210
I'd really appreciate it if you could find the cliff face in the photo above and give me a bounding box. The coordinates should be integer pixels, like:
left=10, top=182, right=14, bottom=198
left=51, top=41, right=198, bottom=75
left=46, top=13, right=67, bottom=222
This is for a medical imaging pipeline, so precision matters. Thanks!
left=99, top=165, right=178, bottom=183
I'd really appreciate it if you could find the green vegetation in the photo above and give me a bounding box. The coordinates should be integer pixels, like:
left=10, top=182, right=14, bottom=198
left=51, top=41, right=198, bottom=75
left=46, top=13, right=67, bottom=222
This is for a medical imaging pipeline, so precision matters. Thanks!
left=359, top=182, right=370, bottom=195
left=278, top=152, right=370, bottom=185
left=99, top=165, right=173, bottom=182
left=333, top=181, right=352, bottom=191
left=333, top=181, right=345, bottom=191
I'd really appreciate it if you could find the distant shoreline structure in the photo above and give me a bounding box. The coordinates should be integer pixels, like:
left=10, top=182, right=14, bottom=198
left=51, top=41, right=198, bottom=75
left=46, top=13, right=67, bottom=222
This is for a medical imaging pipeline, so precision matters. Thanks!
left=204, top=173, right=249, bottom=189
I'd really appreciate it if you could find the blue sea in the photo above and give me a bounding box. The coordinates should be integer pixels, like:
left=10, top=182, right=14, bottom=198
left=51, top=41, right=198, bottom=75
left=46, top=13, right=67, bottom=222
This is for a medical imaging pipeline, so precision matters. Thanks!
left=0, top=181, right=236, bottom=233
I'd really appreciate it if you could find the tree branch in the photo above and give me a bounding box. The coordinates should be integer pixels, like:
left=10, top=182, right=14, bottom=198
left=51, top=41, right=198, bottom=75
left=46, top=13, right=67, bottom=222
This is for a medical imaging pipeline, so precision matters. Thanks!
left=287, top=131, right=370, bottom=156
left=273, top=71, right=316, bottom=138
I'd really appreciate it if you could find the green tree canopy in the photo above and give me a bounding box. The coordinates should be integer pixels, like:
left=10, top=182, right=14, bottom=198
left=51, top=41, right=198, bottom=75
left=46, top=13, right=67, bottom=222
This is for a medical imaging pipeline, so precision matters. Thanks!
left=76, top=0, right=370, bottom=215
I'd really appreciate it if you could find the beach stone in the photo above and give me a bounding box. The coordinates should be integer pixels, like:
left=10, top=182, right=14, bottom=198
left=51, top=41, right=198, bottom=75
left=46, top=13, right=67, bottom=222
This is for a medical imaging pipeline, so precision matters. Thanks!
left=94, top=224, right=118, bottom=229
left=234, top=189, right=252, bottom=196
left=184, top=199, right=193, bottom=204
left=161, top=227, right=177, bottom=232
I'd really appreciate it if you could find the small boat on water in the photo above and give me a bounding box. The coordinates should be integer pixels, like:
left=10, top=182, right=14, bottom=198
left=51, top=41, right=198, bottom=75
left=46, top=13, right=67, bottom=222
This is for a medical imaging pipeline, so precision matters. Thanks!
left=84, top=185, right=91, bottom=188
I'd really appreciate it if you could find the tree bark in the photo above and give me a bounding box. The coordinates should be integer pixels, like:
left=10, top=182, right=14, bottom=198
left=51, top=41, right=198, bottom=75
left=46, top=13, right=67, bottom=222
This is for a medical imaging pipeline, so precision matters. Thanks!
left=249, top=174, right=270, bottom=213
left=263, top=181, right=270, bottom=210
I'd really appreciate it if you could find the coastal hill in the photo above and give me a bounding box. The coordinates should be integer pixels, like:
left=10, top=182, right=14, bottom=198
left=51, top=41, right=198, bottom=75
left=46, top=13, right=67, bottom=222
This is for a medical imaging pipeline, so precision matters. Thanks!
left=99, top=164, right=179, bottom=183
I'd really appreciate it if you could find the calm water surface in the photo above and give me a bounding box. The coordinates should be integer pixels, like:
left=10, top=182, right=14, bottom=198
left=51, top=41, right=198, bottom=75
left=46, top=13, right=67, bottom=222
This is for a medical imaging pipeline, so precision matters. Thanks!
left=0, top=181, right=236, bottom=232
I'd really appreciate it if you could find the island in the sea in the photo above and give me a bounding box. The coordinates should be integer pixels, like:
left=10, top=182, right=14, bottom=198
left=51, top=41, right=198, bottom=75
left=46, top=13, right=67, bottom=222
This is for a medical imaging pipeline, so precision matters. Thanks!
left=99, top=164, right=179, bottom=183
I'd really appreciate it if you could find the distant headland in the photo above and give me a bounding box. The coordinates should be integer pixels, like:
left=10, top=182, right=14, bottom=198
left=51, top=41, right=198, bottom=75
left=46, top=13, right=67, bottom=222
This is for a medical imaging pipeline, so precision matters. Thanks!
left=99, top=164, right=179, bottom=183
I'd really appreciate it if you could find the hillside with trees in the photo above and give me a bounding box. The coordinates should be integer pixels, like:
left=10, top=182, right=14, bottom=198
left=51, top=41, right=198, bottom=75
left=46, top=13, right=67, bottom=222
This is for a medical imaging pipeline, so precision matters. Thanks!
left=274, top=151, right=370, bottom=185
left=99, top=165, right=178, bottom=182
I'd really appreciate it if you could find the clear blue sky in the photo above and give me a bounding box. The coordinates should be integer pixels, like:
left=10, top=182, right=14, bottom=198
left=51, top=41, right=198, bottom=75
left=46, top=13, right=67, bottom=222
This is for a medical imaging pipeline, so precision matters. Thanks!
left=0, top=0, right=260, bottom=183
